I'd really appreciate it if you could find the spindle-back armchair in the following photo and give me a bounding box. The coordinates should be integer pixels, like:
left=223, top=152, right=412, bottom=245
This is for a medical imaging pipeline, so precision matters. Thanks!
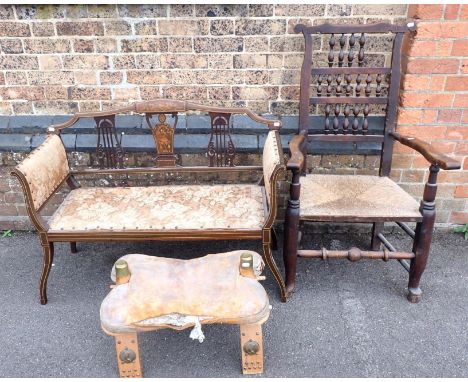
left=283, top=22, right=461, bottom=303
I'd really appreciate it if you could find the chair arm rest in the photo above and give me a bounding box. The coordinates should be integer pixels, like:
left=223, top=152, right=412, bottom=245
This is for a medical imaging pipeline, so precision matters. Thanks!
left=390, top=132, right=461, bottom=170
left=287, top=132, right=307, bottom=171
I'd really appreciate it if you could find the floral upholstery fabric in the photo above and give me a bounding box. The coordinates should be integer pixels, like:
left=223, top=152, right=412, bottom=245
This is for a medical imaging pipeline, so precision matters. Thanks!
left=16, top=135, right=69, bottom=210
left=48, top=184, right=266, bottom=232
left=262, top=131, right=282, bottom=205
left=100, top=251, right=270, bottom=333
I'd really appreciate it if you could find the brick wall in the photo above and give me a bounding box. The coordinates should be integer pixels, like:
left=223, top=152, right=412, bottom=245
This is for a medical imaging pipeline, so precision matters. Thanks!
left=0, top=4, right=466, bottom=230
left=397, top=4, right=468, bottom=224
left=0, top=4, right=407, bottom=114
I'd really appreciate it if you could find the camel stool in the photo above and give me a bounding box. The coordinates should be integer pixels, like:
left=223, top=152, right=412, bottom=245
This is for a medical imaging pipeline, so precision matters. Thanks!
left=100, top=250, right=271, bottom=377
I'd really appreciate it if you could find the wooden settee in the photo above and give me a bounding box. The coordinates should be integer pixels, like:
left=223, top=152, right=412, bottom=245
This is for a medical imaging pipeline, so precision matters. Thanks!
left=11, top=100, right=287, bottom=304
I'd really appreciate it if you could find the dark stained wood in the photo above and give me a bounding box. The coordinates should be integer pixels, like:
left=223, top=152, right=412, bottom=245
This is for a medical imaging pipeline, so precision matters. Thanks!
left=310, top=97, right=388, bottom=104
left=286, top=133, right=306, bottom=171
left=282, top=21, right=458, bottom=303
left=408, top=164, right=439, bottom=303
left=390, top=132, right=461, bottom=170
left=297, top=248, right=415, bottom=261
left=308, top=134, right=384, bottom=142
left=12, top=103, right=287, bottom=304
left=70, top=166, right=263, bottom=176
left=380, top=32, right=404, bottom=176
left=311, top=67, right=391, bottom=75
left=294, top=22, right=412, bottom=35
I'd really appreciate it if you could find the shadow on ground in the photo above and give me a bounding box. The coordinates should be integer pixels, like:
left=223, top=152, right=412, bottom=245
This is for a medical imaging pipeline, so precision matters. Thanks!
left=0, top=227, right=466, bottom=377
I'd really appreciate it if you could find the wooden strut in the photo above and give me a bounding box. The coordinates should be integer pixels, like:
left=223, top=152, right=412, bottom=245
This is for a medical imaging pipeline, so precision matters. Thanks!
left=377, top=233, right=411, bottom=272
left=297, top=247, right=415, bottom=261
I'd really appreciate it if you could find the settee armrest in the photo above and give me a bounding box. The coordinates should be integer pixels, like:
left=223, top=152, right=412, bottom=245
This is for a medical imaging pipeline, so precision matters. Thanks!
left=287, top=132, right=307, bottom=172
left=390, top=132, right=461, bottom=170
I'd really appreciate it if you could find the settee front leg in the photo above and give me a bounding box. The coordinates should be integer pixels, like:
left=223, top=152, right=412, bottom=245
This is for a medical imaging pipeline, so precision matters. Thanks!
left=408, top=164, right=438, bottom=303
left=262, top=240, right=287, bottom=303
left=39, top=240, right=54, bottom=305
left=70, top=242, right=77, bottom=253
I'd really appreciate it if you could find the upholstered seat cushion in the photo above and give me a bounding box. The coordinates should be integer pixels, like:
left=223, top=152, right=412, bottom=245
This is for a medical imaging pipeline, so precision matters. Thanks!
left=47, top=184, right=265, bottom=232
left=100, top=251, right=270, bottom=334
left=299, top=174, right=422, bottom=222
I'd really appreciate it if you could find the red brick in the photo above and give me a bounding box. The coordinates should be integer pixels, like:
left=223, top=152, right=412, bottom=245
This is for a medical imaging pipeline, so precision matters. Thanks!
left=456, top=142, right=468, bottom=155
left=450, top=212, right=468, bottom=224
left=461, top=5, right=468, bottom=20
left=438, top=109, right=462, bottom=124
left=430, top=141, right=457, bottom=155
left=406, top=40, right=437, bottom=56
left=454, top=94, right=468, bottom=107
left=444, top=4, right=460, bottom=20
left=400, top=92, right=454, bottom=108
left=446, top=126, right=468, bottom=140
left=412, top=155, right=431, bottom=169
left=454, top=185, right=468, bottom=198
left=422, top=110, right=438, bottom=125
left=444, top=170, right=468, bottom=183
left=397, top=108, right=422, bottom=125
left=401, top=74, right=432, bottom=91
left=397, top=125, right=447, bottom=140
left=408, top=4, right=443, bottom=20
left=462, top=110, right=468, bottom=124
left=451, top=40, right=468, bottom=57
left=445, top=76, right=468, bottom=91
left=464, top=157, right=468, bottom=170
left=437, top=40, right=453, bottom=57
left=406, top=59, right=460, bottom=74
left=417, top=22, right=468, bottom=39
left=430, top=76, right=445, bottom=91
left=393, top=141, right=414, bottom=154
left=461, top=59, right=468, bottom=74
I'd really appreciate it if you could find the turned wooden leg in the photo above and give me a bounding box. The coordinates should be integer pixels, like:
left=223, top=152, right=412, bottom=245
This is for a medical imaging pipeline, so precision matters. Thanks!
left=39, top=241, right=54, bottom=305
left=240, top=323, right=264, bottom=375
left=70, top=242, right=77, bottom=253
left=371, top=222, right=384, bottom=251
left=408, top=164, right=438, bottom=303
left=283, top=167, right=301, bottom=298
left=114, top=332, right=142, bottom=378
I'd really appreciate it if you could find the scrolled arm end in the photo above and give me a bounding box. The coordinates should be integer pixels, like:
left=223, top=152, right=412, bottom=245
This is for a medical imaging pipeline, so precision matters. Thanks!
left=287, top=132, right=307, bottom=171
left=390, top=132, right=461, bottom=170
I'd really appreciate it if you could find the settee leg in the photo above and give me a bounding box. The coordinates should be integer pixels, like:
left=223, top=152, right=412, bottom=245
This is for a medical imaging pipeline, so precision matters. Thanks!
left=240, top=323, right=264, bottom=374
left=408, top=164, right=438, bottom=303
left=70, top=242, right=77, bottom=253
left=39, top=241, right=54, bottom=305
left=262, top=242, right=287, bottom=302
left=371, top=222, right=384, bottom=250
left=114, top=332, right=142, bottom=378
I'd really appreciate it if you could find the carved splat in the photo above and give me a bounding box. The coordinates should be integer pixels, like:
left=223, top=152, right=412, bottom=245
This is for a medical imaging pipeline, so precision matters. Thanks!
left=94, top=115, right=125, bottom=169
left=146, top=112, right=178, bottom=167
left=207, top=112, right=235, bottom=167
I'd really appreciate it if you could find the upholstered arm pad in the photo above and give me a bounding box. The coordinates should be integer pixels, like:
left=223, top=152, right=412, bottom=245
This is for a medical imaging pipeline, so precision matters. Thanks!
left=12, top=134, right=69, bottom=210
left=390, top=132, right=461, bottom=170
